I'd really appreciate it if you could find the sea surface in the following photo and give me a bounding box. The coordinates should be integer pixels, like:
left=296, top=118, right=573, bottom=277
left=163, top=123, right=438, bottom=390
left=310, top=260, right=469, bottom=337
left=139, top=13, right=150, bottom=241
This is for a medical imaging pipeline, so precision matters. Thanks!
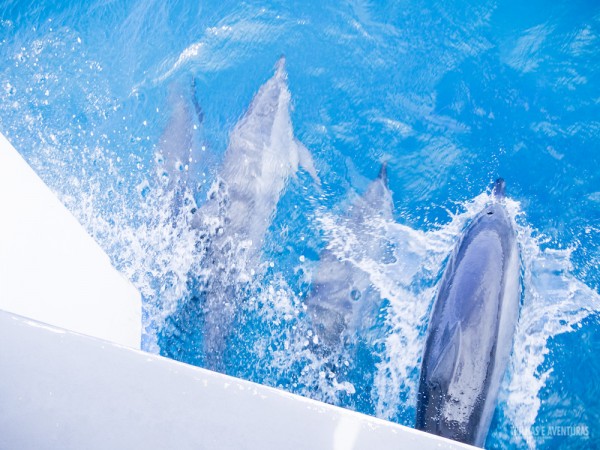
left=1, top=1, right=599, bottom=448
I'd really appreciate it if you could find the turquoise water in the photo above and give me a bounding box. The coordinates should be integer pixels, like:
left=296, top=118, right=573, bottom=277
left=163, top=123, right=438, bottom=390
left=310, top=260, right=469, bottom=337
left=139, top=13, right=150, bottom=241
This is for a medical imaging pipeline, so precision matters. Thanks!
left=1, top=0, right=599, bottom=448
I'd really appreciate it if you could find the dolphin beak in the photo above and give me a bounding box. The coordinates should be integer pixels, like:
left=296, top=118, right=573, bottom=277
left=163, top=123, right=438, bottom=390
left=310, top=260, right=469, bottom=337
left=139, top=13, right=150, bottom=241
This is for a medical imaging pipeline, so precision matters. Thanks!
left=274, top=55, right=287, bottom=79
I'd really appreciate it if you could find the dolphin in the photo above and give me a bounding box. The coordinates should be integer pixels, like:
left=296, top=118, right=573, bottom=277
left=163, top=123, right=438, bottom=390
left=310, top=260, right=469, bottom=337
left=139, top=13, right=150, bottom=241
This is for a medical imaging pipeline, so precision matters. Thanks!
left=193, top=56, right=319, bottom=246
left=307, top=163, right=393, bottom=353
left=186, top=57, right=319, bottom=370
left=416, top=179, right=521, bottom=447
left=156, top=79, right=204, bottom=220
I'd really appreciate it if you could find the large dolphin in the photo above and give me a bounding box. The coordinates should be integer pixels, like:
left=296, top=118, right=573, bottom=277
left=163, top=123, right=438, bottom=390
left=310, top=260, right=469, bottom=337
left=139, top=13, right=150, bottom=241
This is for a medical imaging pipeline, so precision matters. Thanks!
left=307, top=163, right=393, bottom=353
left=188, top=57, right=319, bottom=370
left=416, top=179, right=521, bottom=447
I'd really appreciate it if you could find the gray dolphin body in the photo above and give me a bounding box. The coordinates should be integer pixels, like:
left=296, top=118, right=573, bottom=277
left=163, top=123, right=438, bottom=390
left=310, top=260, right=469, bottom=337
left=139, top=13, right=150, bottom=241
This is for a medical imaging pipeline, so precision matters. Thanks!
left=307, top=164, right=393, bottom=352
left=156, top=79, right=204, bottom=220
left=191, top=57, right=319, bottom=370
left=193, top=57, right=319, bottom=246
left=416, top=179, right=521, bottom=447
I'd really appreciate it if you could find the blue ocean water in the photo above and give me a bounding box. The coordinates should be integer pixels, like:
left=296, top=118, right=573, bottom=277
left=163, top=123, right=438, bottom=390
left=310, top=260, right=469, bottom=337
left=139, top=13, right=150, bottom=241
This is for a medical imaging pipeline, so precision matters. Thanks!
left=1, top=0, right=599, bottom=448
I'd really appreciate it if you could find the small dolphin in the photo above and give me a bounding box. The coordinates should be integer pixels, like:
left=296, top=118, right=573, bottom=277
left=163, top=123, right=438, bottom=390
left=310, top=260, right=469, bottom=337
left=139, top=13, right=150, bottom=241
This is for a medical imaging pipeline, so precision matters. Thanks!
left=156, top=79, right=204, bottom=219
left=307, top=163, right=393, bottom=352
left=416, top=179, right=521, bottom=447
left=194, top=56, right=319, bottom=248
left=191, top=57, right=319, bottom=370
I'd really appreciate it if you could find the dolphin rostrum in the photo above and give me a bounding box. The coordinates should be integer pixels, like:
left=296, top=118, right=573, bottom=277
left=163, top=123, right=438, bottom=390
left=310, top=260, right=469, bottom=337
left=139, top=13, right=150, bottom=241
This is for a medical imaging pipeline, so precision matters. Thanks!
left=307, top=163, right=393, bottom=353
left=416, top=179, right=521, bottom=447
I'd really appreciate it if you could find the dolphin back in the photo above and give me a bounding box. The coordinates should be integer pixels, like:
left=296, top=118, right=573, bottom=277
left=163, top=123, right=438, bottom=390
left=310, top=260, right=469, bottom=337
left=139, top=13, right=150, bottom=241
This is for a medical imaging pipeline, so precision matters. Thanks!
left=416, top=190, right=520, bottom=446
left=307, top=163, right=393, bottom=351
left=158, top=79, right=203, bottom=188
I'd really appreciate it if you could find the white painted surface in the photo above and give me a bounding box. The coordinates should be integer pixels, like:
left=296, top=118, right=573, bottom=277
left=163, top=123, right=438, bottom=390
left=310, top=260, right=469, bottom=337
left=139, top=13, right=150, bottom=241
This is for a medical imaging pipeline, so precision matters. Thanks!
left=0, top=310, right=475, bottom=450
left=0, top=132, right=141, bottom=348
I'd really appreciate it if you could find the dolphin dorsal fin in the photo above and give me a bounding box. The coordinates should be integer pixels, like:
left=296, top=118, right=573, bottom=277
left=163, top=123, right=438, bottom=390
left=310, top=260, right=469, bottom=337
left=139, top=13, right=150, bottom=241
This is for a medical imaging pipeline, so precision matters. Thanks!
left=378, top=162, right=388, bottom=187
left=492, top=178, right=506, bottom=200
left=190, top=78, right=204, bottom=125
left=295, top=139, right=321, bottom=185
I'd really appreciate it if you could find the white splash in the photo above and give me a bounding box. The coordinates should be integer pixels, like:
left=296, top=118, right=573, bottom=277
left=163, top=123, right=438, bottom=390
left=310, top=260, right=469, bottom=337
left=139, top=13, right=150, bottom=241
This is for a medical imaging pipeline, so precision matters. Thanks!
left=500, top=221, right=600, bottom=448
